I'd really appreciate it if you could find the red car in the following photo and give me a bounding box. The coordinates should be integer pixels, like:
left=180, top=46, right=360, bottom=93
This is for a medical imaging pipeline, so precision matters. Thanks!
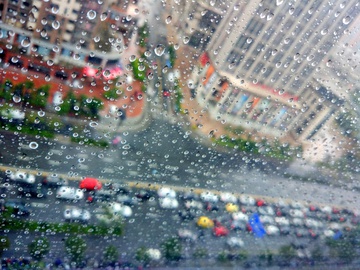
left=213, top=225, right=229, bottom=237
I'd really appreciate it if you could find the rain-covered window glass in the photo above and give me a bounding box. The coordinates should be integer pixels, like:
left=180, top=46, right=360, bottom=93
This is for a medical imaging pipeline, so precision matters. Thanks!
left=1, top=0, right=360, bottom=269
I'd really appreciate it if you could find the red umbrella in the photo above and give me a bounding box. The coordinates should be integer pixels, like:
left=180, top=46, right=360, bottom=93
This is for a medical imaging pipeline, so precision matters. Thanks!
left=79, top=177, right=102, bottom=190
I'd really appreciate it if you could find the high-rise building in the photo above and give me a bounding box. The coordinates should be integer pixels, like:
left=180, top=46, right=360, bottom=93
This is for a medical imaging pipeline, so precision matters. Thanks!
left=172, top=0, right=360, bottom=143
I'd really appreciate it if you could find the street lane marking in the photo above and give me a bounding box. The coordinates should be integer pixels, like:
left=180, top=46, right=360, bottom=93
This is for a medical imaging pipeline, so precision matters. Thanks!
left=103, top=157, right=113, bottom=163
left=78, top=164, right=89, bottom=170
left=128, top=170, right=139, bottom=176
left=48, top=160, right=61, bottom=166
left=31, top=202, right=49, bottom=208
left=103, top=168, right=115, bottom=173
left=16, top=155, right=34, bottom=161
left=77, top=153, right=88, bottom=158
left=51, top=149, right=63, bottom=155
left=165, top=165, right=179, bottom=171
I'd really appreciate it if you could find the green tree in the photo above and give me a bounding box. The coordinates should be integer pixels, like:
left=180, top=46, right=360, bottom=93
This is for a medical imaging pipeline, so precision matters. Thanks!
left=130, top=58, right=147, bottom=82
left=59, top=90, right=77, bottom=115
left=0, top=236, right=10, bottom=257
left=31, top=85, right=50, bottom=108
left=168, top=45, right=176, bottom=67
left=137, top=23, right=149, bottom=48
left=28, top=237, right=50, bottom=261
left=86, top=97, right=104, bottom=118
left=103, top=245, right=119, bottom=265
left=161, top=237, right=182, bottom=261
left=193, top=248, right=208, bottom=259
left=311, top=244, right=323, bottom=263
left=279, top=245, right=296, bottom=262
left=94, top=22, right=113, bottom=52
left=135, top=247, right=150, bottom=265
left=326, top=237, right=357, bottom=263
left=65, top=236, right=87, bottom=264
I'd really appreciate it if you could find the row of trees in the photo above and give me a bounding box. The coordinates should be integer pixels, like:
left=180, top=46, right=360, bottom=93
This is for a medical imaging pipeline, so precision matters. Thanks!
left=0, top=80, right=105, bottom=119
left=0, top=80, right=49, bottom=109
left=57, top=90, right=103, bottom=119
left=0, top=236, right=119, bottom=267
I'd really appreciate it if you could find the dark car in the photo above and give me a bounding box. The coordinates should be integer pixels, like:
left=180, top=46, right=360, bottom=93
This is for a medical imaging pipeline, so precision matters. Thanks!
left=87, top=189, right=116, bottom=203
left=42, top=174, right=69, bottom=187
left=178, top=209, right=196, bottom=221
left=4, top=201, right=31, bottom=216
left=17, top=185, right=47, bottom=199
left=135, top=189, right=156, bottom=201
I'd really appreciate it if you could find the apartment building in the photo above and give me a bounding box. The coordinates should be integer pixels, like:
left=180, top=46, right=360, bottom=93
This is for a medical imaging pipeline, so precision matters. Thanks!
left=172, top=0, right=359, bottom=143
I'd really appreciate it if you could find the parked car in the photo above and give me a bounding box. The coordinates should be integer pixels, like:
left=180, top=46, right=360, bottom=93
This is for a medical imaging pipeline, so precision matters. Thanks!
left=178, top=209, right=196, bottom=221
left=18, top=185, right=47, bottom=199
left=56, top=186, right=84, bottom=200
left=159, top=197, right=179, bottom=209
left=226, top=237, right=244, bottom=248
left=6, top=171, right=35, bottom=184
left=239, top=195, right=256, bottom=206
left=230, top=219, right=247, bottom=231
left=200, top=191, right=219, bottom=203
left=266, top=225, right=280, bottom=235
left=178, top=229, right=197, bottom=242
left=4, top=201, right=31, bottom=216
left=42, top=174, right=68, bottom=186
left=64, top=207, right=91, bottom=222
left=117, top=194, right=139, bottom=206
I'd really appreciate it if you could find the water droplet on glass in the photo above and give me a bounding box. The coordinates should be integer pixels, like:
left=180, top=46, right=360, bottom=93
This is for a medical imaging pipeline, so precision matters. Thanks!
left=29, top=142, right=38, bottom=149
left=326, top=60, right=333, bottom=67
left=154, top=44, right=165, bottom=56
left=40, top=29, right=47, bottom=38
left=343, top=16, right=351, bottom=25
left=100, top=12, right=108, bottom=21
left=89, top=121, right=98, bottom=127
left=174, top=44, right=180, bottom=50
left=144, top=50, right=152, bottom=57
left=21, top=38, right=31, bottom=48
left=267, top=13, right=274, bottom=20
left=165, top=16, right=172, bottom=24
left=209, top=0, right=215, bottom=6
left=52, top=20, right=60, bottom=30
left=234, top=5, right=239, bottom=10
left=276, top=0, right=284, bottom=6
left=321, top=29, right=328, bottom=35
left=183, top=36, right=190, bottom=44
left=246, top=37, right=253, bottom=44
left=87, top=10, right=96, bottom=20
left=294, top=53, right=300, bottom=60
left=41, top=18, right=47, bottom=25
left=47, top=60, right=54, bottom=66
left=289, top=7, right=295, bottom=15
left=45, top=74, right=51, bottom=81
left=12, top=96, right=21, bottom=103
left=307, top=55, right=314, bottom=61
left=129, top=55, right=136, bottom=62
left=38, top=111, right=45, bottom=117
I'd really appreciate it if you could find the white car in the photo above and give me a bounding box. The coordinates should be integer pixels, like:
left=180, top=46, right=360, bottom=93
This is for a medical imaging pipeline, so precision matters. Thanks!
left=7, top=171, right=35, bottom=184
left=226, top=237, right=244, bottom=248
left=266, top=225, right=280, bottom=235
left=232, top=212, right=249, bottom=222
left=157, top=187, right=176, bottom=198
left=258, top=206, right=275, bottom=216
left=239, top=195, right=256, bottom=206
left=275, top=217, right=290, bottom=226
left=200, top=191, right=219, bottom=203
left=159, top=197, right=179, bottom=209
left=56, top=186, right=84, bottom=200
left=292, top=218, right=304, bottom=227
left=220, top=192, right=237, bottom=203
left=289, top=209, right=304, bottom=218
left=184, top=200, right=203, bottom=210
left=178, top=229, right=197, bottom=242
left=260, top=215, right=275, bottom=225
left=110, top=202, right=133, bottom=217
left=64, top=207, right=91, bottom=222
